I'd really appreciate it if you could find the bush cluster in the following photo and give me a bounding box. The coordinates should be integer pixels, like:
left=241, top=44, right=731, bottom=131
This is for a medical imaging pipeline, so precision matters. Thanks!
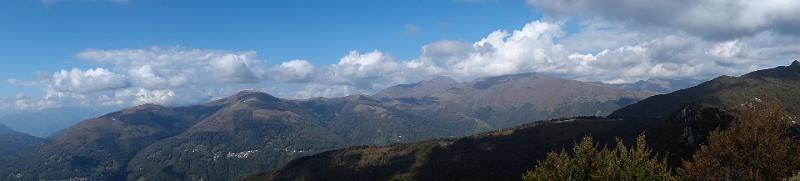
left=525, top=102, right=800, bottom=180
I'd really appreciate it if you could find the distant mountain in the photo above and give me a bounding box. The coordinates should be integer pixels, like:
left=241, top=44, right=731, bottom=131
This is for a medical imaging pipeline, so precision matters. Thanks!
left=0, top=73, right=651, bottom=181
left=611, top=60, right=800, bottom=120
left=375, top=72, right=652, bottom=129
left=126, top=91, right=477, bottom=181
left=0, top=106, right=114, bottom=137
left=0, top=103, right=223, bottom=180
left=373, top=75, right=460, bottom=98
left=250, top=61, right=800, bottom=180
left=0, top=124, right=47, bottom=157
left=597, top=78, right=704, bottom=94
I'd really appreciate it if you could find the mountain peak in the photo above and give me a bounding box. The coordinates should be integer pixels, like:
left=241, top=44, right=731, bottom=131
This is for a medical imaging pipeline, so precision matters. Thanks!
left=203, top=90, right=280, bottom=106
left=479, top=72, right=539, bottom=80
left=742, top=60, right=800, bottom=79
left=227, top=90, right=279, bottom=103
left=131, top=103, right=166, bottom=110
left=373, top=76, right=459, bottom=98
left=472, top=72, right=542, bottom=89
left=416, top=75, right=459, bottom=89
left=117, top=103, right=169, bottom=115
left=426, top=76, right=458, bottom=84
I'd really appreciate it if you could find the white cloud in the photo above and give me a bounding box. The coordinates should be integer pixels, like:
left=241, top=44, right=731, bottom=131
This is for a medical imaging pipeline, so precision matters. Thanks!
left=292, top=19, right=799, bottom=97
left=296, top=84, right=369, bottom=99
left=271, top=59, right=315, bottom=83
left=0, top=94, right=58, bottom=111
left=50, top=68, right=131, bottom=94
left=7, top=1, right=800, bottom=110
left=526, top=0, right=800, bottom=40
left=76, top=47, right=267, bottom=86
left=708, top=40, right=744, bottom=59
left=323, top=50, right=406, bottom=89
left=109, top=88, right=176, bottom=105
left=452, top=21, right=567, bottom=77
left=127, top=65, right=188, bottom=89
left=1, top=47, right=276, bottom=110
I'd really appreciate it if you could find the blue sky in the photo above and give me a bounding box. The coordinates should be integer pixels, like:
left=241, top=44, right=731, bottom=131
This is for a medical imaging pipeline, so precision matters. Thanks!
left=0, top=0, right=542, bottom=97
left=1, top=0, right=798, bottom=111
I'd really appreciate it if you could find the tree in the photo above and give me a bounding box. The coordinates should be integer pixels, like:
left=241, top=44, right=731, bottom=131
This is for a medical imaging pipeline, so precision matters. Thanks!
left=681, top=102, right=800, bottom=180
left=522, top=134, right=675, bottom=181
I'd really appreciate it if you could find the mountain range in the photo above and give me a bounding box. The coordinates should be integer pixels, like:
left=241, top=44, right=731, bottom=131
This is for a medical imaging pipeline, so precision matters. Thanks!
left=597, top=78, right=705, bottom=94
left=0, top=73, right=650, bottom=181
left=249, top=61, right=800, bottom=180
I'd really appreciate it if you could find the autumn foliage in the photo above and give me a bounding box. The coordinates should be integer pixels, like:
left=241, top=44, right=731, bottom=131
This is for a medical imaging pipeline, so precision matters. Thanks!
left=681, top=102, right=800, bottom=180
left=524, top=102, right=800, bottom=180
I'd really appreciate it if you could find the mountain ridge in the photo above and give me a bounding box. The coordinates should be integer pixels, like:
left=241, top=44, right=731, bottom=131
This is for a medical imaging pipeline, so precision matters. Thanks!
left=610, top=61, right=800, bottom=121
left=0, top=73, right=653, bottom=181
left=250, top=61, right=800, bottom=181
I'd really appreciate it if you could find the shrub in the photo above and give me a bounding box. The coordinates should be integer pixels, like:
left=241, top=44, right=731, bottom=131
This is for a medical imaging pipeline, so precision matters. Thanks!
left=522, top=134, right=674, bottom=181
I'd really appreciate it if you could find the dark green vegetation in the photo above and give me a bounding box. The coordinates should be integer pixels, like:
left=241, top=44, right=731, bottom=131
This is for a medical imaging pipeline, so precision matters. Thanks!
left=251, top=61, right=800, bottom=181
left=0, top=124, right=47, bottom=156
left=0, top=73, right=648, bottom=181
left=522, top=135, right=674, bottom=181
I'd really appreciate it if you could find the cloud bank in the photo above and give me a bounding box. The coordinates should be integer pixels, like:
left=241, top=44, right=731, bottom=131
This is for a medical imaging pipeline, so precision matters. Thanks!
left=4, top=1, right=800, bottom=111
left=527, top=0, right=800, bottom=40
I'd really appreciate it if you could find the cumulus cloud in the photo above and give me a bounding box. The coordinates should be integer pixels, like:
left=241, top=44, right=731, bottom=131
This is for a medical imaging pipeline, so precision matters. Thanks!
left=304, top=20, right=799, bottom=93
left=323, top=50, right=406, bottom=89
left=50, top=68, right=131, bottom=93
left=527, top=0, right=800, bottom=40
left=3, top=94, right=58, bottom=111
left=76, top=47, right=267, bottom=86
left=2, top=47, right=276, bottom=109
left=297, top=84, right=370, bottom=99
left=7, top=1, right=800, bottom=109
left=271, top=59, right=315, bottom=83
left=708, top=40, right=744, bottom=59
